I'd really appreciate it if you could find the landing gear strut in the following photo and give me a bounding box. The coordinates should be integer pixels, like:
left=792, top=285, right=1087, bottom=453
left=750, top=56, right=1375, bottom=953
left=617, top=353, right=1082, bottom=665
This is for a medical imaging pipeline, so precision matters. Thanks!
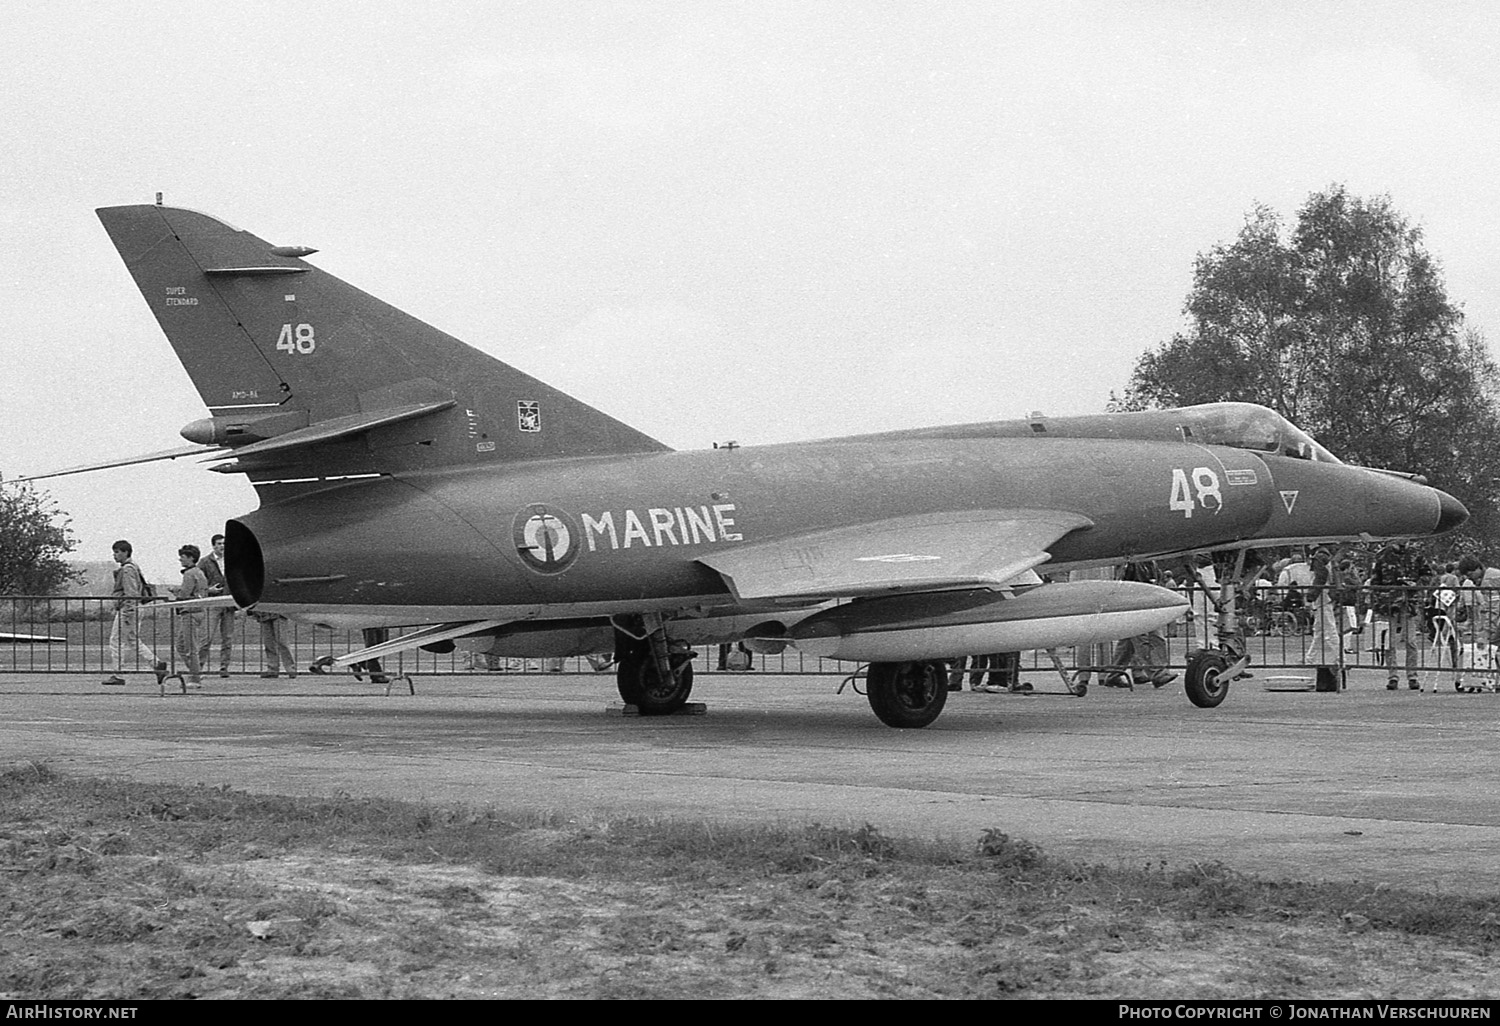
left=613, top=614, right=696, bottom=715
left=865, top=660, right=948, bottom=728
left=1183, top=549, right=1254, bottom=709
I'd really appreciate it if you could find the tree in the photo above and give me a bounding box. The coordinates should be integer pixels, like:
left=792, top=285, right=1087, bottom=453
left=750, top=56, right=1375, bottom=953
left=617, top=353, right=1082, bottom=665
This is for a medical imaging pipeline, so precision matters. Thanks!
left=0, top=476, right=81, bottom=595
left=1119, top=185, right=1500, bottom=553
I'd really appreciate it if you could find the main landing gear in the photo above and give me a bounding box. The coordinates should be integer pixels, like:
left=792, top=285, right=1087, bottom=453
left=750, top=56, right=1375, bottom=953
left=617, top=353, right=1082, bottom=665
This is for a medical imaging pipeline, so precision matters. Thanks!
left=865, top=660, right=948, bottom=728
left=612, top=613, right=696, bottom=715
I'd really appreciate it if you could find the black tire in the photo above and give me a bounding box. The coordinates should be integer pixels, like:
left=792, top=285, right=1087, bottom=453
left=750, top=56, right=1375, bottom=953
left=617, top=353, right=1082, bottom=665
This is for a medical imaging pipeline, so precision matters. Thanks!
left=1184, top=649, right=1231, bottom=708
left=866, top=660, right=949, bottom=728
left=615, top=649, right=641, bottom=705
left=1313, top=666, right=1344, bottom=692
left=615, top=656, right=641, bottom=706
left=616, top=651, right=694, bottom=715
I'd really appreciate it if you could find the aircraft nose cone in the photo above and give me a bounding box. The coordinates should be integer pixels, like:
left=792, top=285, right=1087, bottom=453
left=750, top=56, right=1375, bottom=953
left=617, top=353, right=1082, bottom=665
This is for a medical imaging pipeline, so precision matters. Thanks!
left=1435, top=489, right=1469, bottom=534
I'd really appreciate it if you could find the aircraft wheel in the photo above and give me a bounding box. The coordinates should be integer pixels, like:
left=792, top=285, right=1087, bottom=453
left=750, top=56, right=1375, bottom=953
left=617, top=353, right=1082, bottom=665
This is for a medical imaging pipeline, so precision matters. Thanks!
left=866, top=660, right=948, bottom=728
left=616, top=651, right=694, bottom=715
left=1183, top=649, right=1230, bottom=708
left=1313, top=666, right=1344, bottom=692
left=616, top=650, right=644, bottom=705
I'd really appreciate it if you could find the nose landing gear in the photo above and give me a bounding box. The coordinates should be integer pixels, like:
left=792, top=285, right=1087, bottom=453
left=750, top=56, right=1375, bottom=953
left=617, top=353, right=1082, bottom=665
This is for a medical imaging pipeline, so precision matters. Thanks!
left=1183, top=550, right=1256, bottom=709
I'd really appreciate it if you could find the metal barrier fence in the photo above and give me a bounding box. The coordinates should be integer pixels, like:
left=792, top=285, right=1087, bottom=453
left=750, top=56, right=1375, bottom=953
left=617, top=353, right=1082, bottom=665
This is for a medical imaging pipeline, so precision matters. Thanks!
left=1, top=586, right=1493, bottom=678
left=0, top=596, right=848, bottom=677
left=1156, top=582, right=1492, bottom=676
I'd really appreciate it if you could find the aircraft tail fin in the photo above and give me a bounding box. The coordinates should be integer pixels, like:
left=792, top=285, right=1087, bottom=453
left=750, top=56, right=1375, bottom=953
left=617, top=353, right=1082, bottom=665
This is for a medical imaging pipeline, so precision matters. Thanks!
left=95, top=204, right=669, bottom=484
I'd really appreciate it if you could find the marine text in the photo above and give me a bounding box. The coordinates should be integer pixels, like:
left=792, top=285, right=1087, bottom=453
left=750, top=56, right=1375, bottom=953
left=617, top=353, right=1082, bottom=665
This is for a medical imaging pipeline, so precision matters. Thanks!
left=582, top=504, right=742, bottom=551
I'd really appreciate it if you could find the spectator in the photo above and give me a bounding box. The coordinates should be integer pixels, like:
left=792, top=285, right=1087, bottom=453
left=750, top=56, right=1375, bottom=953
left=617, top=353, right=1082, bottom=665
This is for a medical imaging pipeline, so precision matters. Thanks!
left=1277, top=552, right=1315, bottom=633
left=354, top=627, right=391, bottom=684
left=1371, top=541, right=1433, bottom=691
left=1277, top=553, right=1314, bottom=589
left=1454, top=554, right=1500, bottom=691
left=1332, top=557, right=1366, bottom=639
left=171, top=544, right=210, bottom=689
left=311, top=627, right=391, bottom=683
left=1302, top=549, right=1341, bottom=690
left=717, top=642, right=753, bottom=672
left=1249, top=566, right=1276, bottom=629
left=1430, top=562, right=1463, bottom=672
left=251, top=610, right=299, bottom=679
left=947, top=655, right=971, bottom=691
left=1183, top=555, right=1221, bottom=648
left=1104, top=561, right=1175, bottom=688
left=197, top=533, right=234, bottom=678
left=987, top=652, right=1029, bottom=693
left=101, top=539, right=166, bottom=687
left=966, top=653, right=1002, bottom=691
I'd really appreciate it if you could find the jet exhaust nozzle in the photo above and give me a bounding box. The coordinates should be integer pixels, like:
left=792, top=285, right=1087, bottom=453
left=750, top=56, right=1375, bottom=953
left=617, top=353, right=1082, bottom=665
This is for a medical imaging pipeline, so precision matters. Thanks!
left=224, top=519, right=265, bottom=607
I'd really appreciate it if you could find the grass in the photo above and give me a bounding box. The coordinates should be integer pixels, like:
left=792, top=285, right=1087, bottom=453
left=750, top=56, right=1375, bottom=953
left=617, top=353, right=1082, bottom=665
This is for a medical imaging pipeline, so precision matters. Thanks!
left=2, top=761, right=1498, bottom=999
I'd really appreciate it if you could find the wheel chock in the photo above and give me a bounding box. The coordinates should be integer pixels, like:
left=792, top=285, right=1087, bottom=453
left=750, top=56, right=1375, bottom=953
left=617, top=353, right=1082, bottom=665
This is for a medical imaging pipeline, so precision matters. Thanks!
left=610, top=702, right=708, bottom=717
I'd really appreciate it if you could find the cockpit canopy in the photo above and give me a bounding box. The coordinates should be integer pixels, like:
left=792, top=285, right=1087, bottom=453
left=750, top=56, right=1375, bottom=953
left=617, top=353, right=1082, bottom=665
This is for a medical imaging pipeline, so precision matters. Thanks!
left=846, top=400, right=1345, bottom=465
left=1170, top=403, right=1341, bottom=464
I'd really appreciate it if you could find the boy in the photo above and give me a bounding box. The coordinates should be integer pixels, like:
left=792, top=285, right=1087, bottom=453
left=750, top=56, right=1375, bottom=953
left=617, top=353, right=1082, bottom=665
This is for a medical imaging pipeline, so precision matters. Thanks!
left=173, top=544, right=210, bottom=688
left=102, top=540, right=166, bottom=687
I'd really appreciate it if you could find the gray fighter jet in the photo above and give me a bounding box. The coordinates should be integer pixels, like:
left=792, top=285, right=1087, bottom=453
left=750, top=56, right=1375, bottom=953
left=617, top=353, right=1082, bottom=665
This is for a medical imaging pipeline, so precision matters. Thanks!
left=42, top=203, right=1466, bottom=727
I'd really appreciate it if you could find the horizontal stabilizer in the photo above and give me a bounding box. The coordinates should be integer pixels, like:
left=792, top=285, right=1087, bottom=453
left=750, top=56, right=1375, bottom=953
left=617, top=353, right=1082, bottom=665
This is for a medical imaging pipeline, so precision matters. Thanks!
left=331, top=619, right=511, bottom=667
left=215, top=400, right=456, bottom=461
left=698, top=509, right=1093, bottom=601
left=15, top=444, right=228, bottom=483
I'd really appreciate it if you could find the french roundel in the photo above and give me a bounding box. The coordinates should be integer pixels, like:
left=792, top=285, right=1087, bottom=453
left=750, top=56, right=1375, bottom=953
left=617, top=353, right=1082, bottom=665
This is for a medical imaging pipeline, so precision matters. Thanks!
left=513, top=506, right=579, bottom=574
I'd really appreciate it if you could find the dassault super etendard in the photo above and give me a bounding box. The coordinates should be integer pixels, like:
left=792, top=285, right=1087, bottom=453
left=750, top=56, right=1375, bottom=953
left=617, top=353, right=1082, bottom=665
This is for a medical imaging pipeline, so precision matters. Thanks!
left=49, top=202, right=1467, bottom=727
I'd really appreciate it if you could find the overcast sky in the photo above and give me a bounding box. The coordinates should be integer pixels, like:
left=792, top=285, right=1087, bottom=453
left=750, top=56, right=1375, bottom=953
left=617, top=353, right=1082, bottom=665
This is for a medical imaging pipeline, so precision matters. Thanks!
left=5, top=1, right=1500, bottom=576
